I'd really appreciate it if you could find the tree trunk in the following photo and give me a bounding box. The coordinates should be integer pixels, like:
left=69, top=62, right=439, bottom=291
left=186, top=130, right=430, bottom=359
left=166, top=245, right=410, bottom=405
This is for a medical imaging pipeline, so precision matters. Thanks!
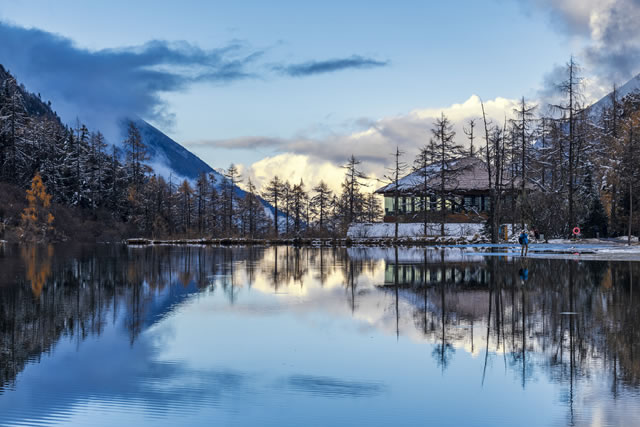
left=629, top=181, right=633, bottom=246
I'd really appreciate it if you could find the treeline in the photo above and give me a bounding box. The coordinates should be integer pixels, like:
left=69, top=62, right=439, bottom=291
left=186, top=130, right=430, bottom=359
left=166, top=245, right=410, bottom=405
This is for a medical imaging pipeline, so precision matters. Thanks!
left=0, top=65, right=142, bottom=240
left=382, top=58, right=640, bottom=241
left=485, top=58, right=640, bottom=240
left=136, top=155, right=381, bottom=239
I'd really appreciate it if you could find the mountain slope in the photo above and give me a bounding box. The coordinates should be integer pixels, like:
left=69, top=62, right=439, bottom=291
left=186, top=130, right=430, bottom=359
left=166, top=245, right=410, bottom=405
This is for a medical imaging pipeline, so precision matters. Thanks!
left=120, top=117, right=273, bottom=212
left=589, top=73, right=640, bottom=116
left=122, top=117, right=220, bottom=182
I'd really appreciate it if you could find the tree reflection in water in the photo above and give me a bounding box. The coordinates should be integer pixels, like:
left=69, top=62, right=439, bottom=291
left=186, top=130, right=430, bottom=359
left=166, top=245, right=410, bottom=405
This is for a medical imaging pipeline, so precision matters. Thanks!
left=0, top=243, right=639, bottom=418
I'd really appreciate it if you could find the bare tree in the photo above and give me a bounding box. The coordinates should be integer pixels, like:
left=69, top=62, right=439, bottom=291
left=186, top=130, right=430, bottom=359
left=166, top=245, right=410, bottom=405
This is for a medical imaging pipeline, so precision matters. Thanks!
left=384, top=147, right=408, bottom=239
left=463, top=118, right=477, bottom=157
left=512, top=96, right=537, bottom=228
left=553, top=57, right=584, bottom=233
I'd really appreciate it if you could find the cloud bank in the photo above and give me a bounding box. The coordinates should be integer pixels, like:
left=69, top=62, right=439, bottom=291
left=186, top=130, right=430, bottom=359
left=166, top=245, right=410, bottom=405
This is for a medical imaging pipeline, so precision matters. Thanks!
left=0, top=21, right=262, bottom=135
left=0, top=20, right=389, bottom=141
left=527, top=0, right=640, bottom=84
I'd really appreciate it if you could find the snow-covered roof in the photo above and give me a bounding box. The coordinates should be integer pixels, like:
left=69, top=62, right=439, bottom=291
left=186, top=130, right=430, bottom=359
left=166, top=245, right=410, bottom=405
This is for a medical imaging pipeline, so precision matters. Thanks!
left=376, top=156, right=501, bottom=194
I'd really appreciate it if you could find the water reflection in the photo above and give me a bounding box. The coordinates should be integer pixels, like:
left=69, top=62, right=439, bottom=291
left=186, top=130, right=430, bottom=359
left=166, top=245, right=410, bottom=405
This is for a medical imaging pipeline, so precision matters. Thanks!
left=0, top=244, right=639, bottom=426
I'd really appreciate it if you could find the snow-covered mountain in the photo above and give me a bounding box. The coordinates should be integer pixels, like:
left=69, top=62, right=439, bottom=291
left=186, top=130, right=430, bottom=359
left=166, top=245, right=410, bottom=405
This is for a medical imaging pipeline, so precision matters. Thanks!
left=589, top=73, right=640, bottom=116
left=118, top=117, right=274, bottom=213
left=122, top=117, right=221, bottom=182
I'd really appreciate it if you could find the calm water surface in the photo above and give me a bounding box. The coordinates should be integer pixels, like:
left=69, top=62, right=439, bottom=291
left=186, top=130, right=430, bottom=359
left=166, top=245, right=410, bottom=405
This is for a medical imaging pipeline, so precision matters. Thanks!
left=1, top=244, right=639, bottom=426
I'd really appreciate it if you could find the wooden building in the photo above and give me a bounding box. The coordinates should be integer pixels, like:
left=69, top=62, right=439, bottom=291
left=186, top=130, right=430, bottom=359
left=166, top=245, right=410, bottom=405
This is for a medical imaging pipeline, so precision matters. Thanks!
left=375, top=156, right=523, bottom=223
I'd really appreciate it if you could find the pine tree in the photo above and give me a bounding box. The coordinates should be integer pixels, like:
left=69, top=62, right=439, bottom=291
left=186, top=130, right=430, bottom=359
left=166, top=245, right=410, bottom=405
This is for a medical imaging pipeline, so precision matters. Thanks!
left=431, top=112, right=463, bottom=236
left=363, top=192, right=382, bottom=223
left=263, top=175, right=284, bottom=236
left=413, top=142, right=437, bottom=236
left=176, top=179, right=194, bottom=236
left=0, top=75, right=27, bottom=183
left=291, top=179, right=307, bottom=234
left=195, top=172, right=209, bottom=234
left=341, top=155, right=368, bottom=227
left=124, top=120, right=151, bottom=191
left=311, top=180, right=332, bottom=234
left=222, top=164, right=241, bottom=235
left=207, top=172, right=219, bottom=236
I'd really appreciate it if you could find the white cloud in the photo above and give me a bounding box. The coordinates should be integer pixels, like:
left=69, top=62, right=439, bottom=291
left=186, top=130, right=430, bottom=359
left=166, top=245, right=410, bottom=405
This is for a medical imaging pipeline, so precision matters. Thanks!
left=242, top=153, right=382, bottom=195
left=232, top=95, right=521, bottom=194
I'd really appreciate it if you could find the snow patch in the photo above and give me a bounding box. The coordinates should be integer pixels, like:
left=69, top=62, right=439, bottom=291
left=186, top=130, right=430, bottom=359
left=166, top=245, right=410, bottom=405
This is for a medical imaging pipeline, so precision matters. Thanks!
left=347, top=222, right=484, bottom=238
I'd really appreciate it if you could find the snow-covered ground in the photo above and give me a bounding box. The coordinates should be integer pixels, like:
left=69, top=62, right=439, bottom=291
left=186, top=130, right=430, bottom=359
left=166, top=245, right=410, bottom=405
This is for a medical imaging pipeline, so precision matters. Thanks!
left=347, top=222, right=485, bottom=238
left=458, top=241, right=640, bottom=261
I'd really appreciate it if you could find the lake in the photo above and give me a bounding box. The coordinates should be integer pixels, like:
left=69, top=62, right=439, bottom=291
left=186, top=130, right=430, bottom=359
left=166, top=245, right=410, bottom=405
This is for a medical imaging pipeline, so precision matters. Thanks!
left=1, top=243, right=639, bottom=426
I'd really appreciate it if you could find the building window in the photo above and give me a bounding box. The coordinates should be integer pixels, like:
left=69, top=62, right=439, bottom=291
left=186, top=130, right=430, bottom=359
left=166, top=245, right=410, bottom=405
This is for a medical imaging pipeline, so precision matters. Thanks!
left=384, top=196, right=394, bottom=214
left=464, top=196, right=473, bottom=210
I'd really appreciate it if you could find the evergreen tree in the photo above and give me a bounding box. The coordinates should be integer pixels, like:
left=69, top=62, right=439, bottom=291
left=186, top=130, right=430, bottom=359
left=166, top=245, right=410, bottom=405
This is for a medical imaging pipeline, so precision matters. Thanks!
left=413, top=141, right=438, bottom=236
left=0, top=75, right=27, bottom=183
left=124, top=121, right=151, bottom=191
left=341, top=155, right=368, bottom=227
left=263, top=175, right=284, bottom=236
left=431, top=112, right=463, bottom=236
left=222, top=164, right=241, bottom=235
left=311, top=180, right=332, bottom=234
left=175, top=179, right=194, bottom=235
left=291, top=179, right=307, bottom=234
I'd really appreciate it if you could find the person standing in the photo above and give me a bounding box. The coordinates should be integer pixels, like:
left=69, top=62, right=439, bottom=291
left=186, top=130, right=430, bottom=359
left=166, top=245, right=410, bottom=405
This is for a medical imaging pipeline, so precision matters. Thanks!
left=519, top=229, right=529, bottom=256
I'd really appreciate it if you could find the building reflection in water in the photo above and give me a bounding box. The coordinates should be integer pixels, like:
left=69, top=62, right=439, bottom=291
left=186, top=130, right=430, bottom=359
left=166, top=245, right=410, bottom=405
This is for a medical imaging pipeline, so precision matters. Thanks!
left=0, top=243, right=639, bottom=424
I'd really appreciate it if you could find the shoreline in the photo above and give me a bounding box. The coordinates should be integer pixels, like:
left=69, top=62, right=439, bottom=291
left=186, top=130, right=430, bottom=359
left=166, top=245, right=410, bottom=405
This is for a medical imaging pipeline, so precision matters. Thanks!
left=124, top=236, right=491, bottom=247
left=123, top=236, right=637, bottom=248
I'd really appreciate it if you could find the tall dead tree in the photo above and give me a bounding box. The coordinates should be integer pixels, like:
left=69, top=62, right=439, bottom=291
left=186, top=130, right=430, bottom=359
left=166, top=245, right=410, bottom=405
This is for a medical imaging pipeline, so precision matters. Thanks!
left=481, top=100, right=497, bottom=242
left=553, top=57, right=584, bottom=234
left=463, top=118, right=477, bottom=157
left=384, top=147, right=408, bottom=240
left=512, top=97, right=537, bottom=228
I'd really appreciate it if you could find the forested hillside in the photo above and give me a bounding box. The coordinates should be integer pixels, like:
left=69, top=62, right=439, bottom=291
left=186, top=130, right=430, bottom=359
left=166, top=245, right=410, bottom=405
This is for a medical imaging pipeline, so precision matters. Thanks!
left=0, top=65, right=273, bottom=241
left=0, top=64, right=382, bottom=242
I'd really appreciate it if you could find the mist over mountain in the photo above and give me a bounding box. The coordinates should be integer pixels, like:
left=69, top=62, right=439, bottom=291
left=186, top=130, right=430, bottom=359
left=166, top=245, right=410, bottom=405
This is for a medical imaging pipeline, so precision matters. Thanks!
left=120, top=117, right=222, bottom=181
left=120, top=117, right=271, bottom=210
left=589, top=72, right=640, bottom=116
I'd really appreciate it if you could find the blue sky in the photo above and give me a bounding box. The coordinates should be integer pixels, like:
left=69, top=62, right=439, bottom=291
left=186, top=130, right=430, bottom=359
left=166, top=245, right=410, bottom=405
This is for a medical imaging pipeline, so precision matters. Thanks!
left=0, top=0, right=637, bottom=190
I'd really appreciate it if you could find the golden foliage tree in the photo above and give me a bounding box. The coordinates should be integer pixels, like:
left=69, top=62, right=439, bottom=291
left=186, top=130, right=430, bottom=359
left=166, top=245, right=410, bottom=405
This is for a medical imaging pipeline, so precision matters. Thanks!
left=20, top=172, right=55, bottom=242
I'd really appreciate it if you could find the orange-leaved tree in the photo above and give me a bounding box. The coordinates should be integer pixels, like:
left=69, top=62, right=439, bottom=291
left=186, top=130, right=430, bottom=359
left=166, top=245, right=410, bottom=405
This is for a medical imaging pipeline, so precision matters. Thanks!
left=20, top=172, right=55, bottom=242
